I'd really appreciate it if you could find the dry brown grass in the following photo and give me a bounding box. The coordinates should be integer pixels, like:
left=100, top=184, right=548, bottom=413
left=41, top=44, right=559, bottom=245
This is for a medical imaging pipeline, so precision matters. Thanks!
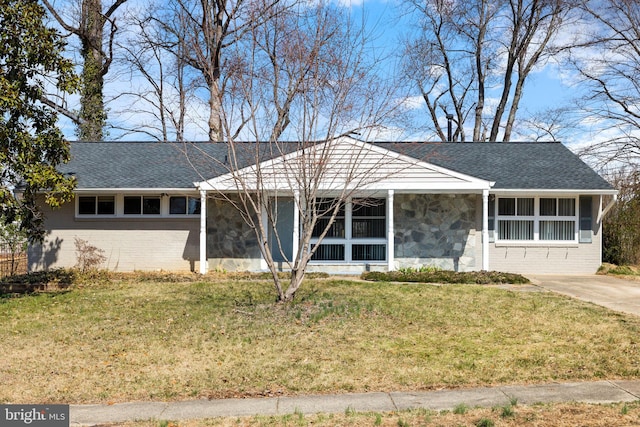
left=1, top=275, right=640, bottom=405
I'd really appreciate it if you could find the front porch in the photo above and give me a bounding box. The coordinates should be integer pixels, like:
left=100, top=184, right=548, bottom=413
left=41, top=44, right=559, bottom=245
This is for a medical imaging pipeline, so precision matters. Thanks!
left=197, top=191, right=491, bottom=275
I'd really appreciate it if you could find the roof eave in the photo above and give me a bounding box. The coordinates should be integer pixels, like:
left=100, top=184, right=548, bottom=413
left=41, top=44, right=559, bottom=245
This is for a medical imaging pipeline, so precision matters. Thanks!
left=74, top=187, right=199, bottom=193
left=491, top=188, right=618, bottom=195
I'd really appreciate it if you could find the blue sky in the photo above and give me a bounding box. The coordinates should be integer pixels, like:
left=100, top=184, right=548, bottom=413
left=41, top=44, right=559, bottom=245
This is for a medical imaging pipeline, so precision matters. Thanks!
left=349, top=0, right=589, bottom=144
left=55, top=0, right=590, bottom=148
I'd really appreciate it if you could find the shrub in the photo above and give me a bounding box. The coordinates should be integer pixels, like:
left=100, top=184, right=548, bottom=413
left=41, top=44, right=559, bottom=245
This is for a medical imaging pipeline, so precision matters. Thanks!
left=0, top=220, right=28, bottom=277
left=361, top=269, right=529, bottom=285
left=475, top=418, right=495, bottom=427
left=598, top=263, right=640, bottom=276
left=74, top=238, right=106, bottom=272
left=398, top=265, right=442, bottom=274
left=453, top=403, right=468, bottom=414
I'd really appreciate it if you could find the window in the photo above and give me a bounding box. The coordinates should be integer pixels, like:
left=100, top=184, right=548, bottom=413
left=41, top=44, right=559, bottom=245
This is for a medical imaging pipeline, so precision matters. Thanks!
left=170, top=196, right=201, bottom=215
left=352, top=199, right=386, bottom=238
left=77, top=194, right=202, bottom=217
left=539, top=198, right=575, bottom=241
left=497, top=197, right=534, bottom=240
left=312, top=199, right=345, bottom=238
left=352, top=244, right=386, bottom=261
left=311, top=198, right=387, bottom=262
left=313, top=244, right=344, bottom=261
left=78, top=196, right=115, bottom=215
left=124, top=196, right=160, bottom=215
left=496, top=197, right=577, bottom=242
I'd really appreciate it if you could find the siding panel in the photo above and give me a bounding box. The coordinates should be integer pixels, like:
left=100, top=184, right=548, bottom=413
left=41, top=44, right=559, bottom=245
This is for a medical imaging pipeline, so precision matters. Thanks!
left=29, top=197, right=200, bottom=272
left=488, top=195, right=602, bottom=274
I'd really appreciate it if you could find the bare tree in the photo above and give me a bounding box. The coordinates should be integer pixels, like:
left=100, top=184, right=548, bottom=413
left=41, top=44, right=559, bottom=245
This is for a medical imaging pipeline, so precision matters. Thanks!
left=568, top=0, right=640, bottom=168
left=196, top=2, right=404, bottom=301
left=402, top=0, right=571, bottom=141
left=146, top=0, right=284, bottom=142
left=518, top=106, right=574, bottom=141
left=41, top=0, right=128, bottom=141
left=601, top=167, right=640, bottom=265
left=112, top=9, right=191, bottom=141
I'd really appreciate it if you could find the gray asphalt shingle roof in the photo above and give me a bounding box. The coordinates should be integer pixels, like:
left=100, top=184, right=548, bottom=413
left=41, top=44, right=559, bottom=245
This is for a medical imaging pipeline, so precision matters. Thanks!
left=60, top=142, right=296, bottom=189
left=380, top=142, right=613, bottom=190
left=61, top=141, right=613, bottom=191
left=59, top=142, right=222, bottom=188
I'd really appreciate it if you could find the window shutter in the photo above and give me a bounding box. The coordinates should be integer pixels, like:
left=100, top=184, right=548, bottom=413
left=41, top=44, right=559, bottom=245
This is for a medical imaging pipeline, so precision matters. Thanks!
left=488, top=197, right=495, bottom=243
left=579, top=196, right=593, bottom=243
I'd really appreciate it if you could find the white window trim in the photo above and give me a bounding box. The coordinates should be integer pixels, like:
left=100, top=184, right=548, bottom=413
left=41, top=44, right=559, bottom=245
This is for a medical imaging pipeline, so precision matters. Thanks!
left=75, top=195, right=116, bottom=217
left=75, top=193, right=201, bottom=219
left=309, top=197, right=388, bottom=263
left=495, top=196, right=578, bottom=243
left=122, top=195, right=162, bottom=216
left=168, top=195, right=202, bottom=216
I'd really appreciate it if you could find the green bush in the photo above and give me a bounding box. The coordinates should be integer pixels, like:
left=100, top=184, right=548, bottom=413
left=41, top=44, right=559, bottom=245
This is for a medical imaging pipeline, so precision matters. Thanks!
left=598, top=263, right=640, bottom=276
left=475, top=418, right=495, bottom=427
left=0, top=269, right=79, bottom=286
left=361, top=269, right=529, bottom=285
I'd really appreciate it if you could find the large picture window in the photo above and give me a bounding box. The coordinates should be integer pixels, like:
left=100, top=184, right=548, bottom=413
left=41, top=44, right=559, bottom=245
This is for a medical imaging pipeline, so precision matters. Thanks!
left=311, top=198, right=387, bottom=262
left=496, top=197, right=577, bottom=242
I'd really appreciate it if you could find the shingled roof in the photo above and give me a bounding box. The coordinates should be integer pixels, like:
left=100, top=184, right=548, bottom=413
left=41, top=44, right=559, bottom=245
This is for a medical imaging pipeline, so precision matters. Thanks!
left=379, top=142, right=614, bottom=190
left=61, top=141, right=613, bottom=191
left=60, top=142, right=297, bottom=189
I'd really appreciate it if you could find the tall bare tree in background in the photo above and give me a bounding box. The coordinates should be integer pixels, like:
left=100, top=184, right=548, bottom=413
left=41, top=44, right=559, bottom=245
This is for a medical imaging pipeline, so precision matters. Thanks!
left=114, top=7, right=191, bottom=141
left=602, top=168, right=640, bottom=266
left=559, top=0, right=640, bottom=267
left=196, top=1, right=402, bottom=301
left=402, top=0, right=571, bottom=141
left=41, top=0, right=128, bottom=141
left=567, top=0, right=640, bottom=168
left=141, top=0, right=284, bottom=142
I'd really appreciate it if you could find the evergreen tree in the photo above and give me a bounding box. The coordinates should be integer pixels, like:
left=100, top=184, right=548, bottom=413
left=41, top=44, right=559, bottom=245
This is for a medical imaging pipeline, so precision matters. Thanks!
left=0, top=0, right=77, bottom=240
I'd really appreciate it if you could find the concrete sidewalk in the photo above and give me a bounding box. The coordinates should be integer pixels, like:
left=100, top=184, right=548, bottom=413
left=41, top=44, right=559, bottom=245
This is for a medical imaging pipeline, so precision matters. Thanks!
left=70, top=380, right=640, bottom=426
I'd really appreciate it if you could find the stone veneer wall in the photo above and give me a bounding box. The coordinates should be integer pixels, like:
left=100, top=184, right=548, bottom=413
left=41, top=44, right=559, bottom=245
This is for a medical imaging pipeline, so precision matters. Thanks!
left=206, top=197, right=262, bottom=271
left=394, top=194, right=477, bottom=271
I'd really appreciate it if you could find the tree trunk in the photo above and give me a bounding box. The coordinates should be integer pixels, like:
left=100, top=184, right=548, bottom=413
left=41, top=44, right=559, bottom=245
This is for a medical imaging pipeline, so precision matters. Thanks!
left=78, top=0, right=106, bottom=141
left=42, top=0, right=125, bottom=141
left=208, top=81, right=223, bottom=141
left=472, top=1, right=488, bottom=142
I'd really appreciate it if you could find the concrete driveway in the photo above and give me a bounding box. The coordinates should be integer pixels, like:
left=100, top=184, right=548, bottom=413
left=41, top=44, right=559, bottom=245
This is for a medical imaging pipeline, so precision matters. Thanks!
left=527, top=274, right=640, bottom=317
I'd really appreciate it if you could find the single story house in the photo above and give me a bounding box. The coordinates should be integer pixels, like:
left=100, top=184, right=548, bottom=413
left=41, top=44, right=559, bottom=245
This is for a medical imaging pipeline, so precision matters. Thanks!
left=29, top=138, right=617, bottom=275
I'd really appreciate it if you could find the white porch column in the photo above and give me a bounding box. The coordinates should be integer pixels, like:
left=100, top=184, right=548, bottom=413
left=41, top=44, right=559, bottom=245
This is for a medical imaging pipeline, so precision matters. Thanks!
left=199, top=189, right=208, bottom=274
left=292, top=190, right=300, bottom=264
left=482, top=189, right=489, bottom=271
left=387, top=189, right=395, bottom=271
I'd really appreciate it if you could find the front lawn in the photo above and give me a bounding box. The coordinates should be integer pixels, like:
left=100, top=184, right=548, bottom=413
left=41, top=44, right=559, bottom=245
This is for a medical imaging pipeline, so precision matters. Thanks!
left=1, top=273, right=640, bottom=404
